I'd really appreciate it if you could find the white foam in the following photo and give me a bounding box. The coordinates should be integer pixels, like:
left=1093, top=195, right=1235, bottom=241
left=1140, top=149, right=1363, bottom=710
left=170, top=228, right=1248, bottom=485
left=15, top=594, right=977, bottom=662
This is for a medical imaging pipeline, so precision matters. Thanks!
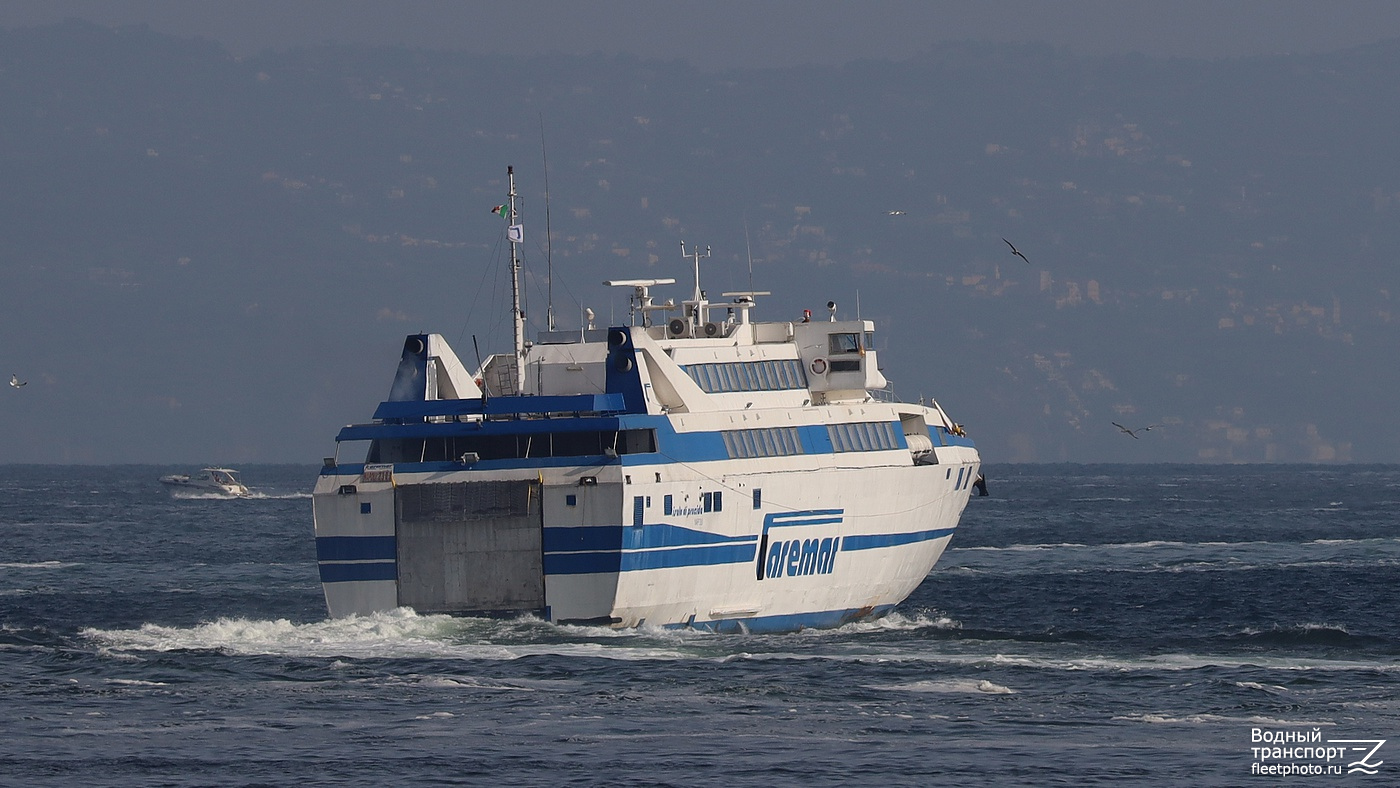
left=0, top=561, right=77, bottom=569
left=80, top=608, right=693, bottom=662
left=167, top=490, right=310, bottom=500
left=868, top=678, right=1014, bottom=694
left=737, top=648, right=1400, bottom=674
left=1237, top=622, right=1349, bottom=636
left=1113, top=713, right=1337, bottom=726
left=825, top=611, right=962, bottom=634
left=1234, top=681, right=1287, bottom=692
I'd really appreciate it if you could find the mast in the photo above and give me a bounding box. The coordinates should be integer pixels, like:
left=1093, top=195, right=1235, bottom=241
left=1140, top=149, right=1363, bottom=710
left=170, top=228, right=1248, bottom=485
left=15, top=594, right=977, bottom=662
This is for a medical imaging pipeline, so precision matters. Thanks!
left=540, top=117, right=556, bottom=332
left=681, top=240, right=711, bottom=326
left=507, top=166, right=525, bottom=394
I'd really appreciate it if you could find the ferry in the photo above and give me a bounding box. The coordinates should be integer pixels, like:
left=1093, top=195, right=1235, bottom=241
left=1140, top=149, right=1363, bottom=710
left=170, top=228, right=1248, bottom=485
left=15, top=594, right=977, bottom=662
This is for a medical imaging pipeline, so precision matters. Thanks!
left=312, top=168, right=981, bottom=632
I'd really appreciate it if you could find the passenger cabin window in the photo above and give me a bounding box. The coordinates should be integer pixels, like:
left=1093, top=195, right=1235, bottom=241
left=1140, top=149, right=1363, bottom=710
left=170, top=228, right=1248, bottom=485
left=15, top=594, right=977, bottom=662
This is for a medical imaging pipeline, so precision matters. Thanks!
left=828, top=422, right=901, bottom=452
left=698, top=491, right=723, bottom=512
left=367, top=428, right=656, bottom=464
left=829, top=333, right=861, bottom=354
left=721, top=427, right=804, bottom=459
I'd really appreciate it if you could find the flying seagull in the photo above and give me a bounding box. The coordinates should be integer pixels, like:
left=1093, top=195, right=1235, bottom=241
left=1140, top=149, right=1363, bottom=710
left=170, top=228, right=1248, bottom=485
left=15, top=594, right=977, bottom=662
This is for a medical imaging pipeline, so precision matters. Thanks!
left=9, top=373, right=26, bottom=388
left=887, top=210, right=906, bottom=216
left=1003, top=238, right=1030, bottom=264
left=1112, top=422, right=1159, bottom=439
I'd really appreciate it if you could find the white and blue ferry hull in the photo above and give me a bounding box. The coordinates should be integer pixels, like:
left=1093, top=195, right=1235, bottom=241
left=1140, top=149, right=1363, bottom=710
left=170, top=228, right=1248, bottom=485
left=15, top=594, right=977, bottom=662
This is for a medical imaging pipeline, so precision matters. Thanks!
left=314, top=445, right=979, bottom=632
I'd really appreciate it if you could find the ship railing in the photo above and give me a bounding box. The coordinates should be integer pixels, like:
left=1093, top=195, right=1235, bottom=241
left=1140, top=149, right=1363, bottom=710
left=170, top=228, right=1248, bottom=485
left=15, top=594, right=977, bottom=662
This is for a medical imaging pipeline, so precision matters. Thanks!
left=868, top=386, right=898, bottom=403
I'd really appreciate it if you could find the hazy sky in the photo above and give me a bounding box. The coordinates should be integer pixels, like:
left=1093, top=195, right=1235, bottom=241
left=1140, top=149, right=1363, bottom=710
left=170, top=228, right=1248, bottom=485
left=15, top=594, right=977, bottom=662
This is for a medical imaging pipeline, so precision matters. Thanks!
left=5, top=0, right=1400, bottom=68
left=5, top=1, right=1400, bottom=464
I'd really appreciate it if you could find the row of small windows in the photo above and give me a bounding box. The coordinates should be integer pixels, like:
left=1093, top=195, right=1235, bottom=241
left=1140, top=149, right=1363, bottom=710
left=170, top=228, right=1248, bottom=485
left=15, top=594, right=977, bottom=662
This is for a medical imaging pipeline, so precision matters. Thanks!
left=661, top=491, right=732, bottom=515
left=828, top=421, right=901, bottom=453
left=368, top=429, right=656, bottom=464
left=721, top=427, right=804, bottom=459
left=683, top=360, right=807, bottom=393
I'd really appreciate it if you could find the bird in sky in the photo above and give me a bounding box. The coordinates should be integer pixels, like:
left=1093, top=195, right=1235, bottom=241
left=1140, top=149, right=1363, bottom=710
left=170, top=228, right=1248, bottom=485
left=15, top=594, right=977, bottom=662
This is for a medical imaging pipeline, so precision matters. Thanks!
left=1112, top=422, right=1159, bottom=439
left=9, top=373, right=26, bottom=388
left=887, top=210, right=906, bottom=216
left=1003, top=237, right=1030, bottom=264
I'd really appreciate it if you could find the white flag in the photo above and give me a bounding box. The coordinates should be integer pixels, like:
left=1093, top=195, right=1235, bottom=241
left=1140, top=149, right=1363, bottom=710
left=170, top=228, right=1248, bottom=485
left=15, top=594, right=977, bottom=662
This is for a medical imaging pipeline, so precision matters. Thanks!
left=507, top=224, right=524, bottom=244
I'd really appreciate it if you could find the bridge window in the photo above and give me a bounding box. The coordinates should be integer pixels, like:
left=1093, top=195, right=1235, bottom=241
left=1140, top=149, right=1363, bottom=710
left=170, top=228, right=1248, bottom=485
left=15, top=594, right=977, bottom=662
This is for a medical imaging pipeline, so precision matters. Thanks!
left=828, top=333, right=860, bottom=354
left=681, top=360, right=809, bottom=393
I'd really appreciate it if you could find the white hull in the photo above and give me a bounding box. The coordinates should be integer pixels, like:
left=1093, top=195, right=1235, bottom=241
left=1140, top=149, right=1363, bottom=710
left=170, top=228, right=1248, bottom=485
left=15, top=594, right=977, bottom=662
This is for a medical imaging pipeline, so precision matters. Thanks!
left=313, top=412, right=979, bottom=631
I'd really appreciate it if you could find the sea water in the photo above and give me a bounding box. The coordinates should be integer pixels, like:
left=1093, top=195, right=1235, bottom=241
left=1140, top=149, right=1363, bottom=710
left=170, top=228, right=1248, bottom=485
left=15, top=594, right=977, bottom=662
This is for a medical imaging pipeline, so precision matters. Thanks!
left=1, top=464, right=1396, bottom=786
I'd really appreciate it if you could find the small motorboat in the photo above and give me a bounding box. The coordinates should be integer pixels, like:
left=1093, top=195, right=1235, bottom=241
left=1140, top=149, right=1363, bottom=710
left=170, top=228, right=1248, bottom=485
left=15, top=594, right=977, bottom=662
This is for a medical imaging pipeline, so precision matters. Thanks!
left=160, top=467, right=250, bottom=497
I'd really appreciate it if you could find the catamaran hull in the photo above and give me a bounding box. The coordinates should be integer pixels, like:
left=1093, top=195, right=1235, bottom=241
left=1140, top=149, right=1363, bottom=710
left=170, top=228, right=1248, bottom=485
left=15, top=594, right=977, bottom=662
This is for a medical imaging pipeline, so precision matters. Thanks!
left=313, top=451, right=977, bottom=631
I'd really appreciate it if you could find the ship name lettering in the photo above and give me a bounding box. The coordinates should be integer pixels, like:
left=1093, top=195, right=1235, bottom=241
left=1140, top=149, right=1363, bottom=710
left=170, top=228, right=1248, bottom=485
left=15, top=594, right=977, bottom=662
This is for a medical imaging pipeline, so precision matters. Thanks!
left=765, top=537, right=837, bottom=579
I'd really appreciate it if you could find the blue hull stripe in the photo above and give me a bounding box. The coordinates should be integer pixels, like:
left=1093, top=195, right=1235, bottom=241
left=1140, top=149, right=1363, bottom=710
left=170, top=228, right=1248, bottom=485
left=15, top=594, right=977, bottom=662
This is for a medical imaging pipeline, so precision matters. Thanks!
left=761, top=509, right=845, bottom=535
left=841, top=527, right=956, bottom=551
left=319, top=561, right=398, bottom=583
left=544, top=523, right=757, bottom=552
left=313, top=525, right=950, bottom=578
left=665, top=603, right=898, bottom=633
left=316, top=535, right=397, bottom=561
left=545, top=543, right=758, bottom=575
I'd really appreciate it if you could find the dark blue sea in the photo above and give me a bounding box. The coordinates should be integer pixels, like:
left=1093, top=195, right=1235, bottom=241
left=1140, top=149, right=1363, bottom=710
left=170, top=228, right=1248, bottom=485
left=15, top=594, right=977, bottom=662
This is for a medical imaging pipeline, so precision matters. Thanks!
left=2, top=464, right=1397, bottom=786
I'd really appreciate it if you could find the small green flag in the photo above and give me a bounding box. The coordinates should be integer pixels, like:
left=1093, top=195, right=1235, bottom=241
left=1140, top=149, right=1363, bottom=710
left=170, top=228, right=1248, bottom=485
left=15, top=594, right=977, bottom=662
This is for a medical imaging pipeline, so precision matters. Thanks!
left=490, top=204, right=508, bottom=217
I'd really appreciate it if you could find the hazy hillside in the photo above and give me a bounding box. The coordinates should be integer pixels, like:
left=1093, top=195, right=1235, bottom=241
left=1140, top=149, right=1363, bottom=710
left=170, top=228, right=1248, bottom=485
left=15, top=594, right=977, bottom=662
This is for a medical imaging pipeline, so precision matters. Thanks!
left=2, top=20, right=1399, bottom=463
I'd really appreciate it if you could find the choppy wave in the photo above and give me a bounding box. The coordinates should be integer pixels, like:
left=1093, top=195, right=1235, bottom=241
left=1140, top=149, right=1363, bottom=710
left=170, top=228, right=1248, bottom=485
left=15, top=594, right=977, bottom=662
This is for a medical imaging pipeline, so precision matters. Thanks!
left=943, top=537, right=1400, bottom=577
left=8, top=464, right=1400, bottom=784
left=868, top=678, right=1015, bottom=694
left=1112, top=713, right=1337, bottom=726
left=1227, top=623, right=1389, bottom=648
left=956, top=537, right=1399, bottom=552
left=0, top=561, right=77, bottom=569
